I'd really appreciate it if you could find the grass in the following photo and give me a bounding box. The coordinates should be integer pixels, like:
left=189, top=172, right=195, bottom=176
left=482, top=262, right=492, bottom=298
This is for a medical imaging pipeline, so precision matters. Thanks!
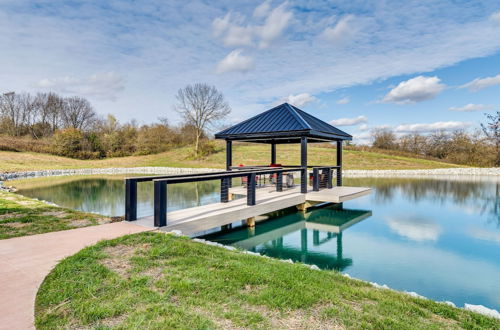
left=0, top=190, right=113, bottom=239
left=36, top=232, right=499, bottom=329
left=0, top=142, right=460, bottom=173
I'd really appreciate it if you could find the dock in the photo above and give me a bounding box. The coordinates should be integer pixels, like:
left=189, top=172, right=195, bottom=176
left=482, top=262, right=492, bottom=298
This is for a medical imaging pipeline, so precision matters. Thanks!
left=134, top=185, right=371, bottom=235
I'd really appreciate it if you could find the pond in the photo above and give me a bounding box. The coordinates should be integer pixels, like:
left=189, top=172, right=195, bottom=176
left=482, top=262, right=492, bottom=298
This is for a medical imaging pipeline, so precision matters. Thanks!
left=15, top=175, right=500, bottom=311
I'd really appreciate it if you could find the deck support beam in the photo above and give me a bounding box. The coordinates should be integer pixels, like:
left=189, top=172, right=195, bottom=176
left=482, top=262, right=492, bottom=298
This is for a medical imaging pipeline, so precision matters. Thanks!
left=246, top=216, right=256, bottom=227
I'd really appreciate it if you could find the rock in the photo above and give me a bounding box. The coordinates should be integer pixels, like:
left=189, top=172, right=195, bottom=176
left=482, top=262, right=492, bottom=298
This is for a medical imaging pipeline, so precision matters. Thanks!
left=464, top=304, right=500, bottom=319
left=404, top=291, right=426, bottom=299
left=442, top=301, right=456, bottom=307
left=309, top=264, right=320, bottom=270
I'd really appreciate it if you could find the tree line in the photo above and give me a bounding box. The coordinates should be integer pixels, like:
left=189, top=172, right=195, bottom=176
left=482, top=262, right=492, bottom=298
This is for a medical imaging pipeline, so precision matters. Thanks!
left=0, top=83, right=230, bottom=159
left=369, top=112, right=500, bottom=167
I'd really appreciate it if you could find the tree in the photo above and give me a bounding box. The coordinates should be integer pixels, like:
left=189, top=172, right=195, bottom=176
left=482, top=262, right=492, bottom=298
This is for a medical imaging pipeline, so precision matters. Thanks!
left=174, top=83, right=230, bottom=156
left=481, top=111, right=500, bottom=166
left=61, top=96, right=96, bottom=131
left=371, top=128, right=397, bottom=149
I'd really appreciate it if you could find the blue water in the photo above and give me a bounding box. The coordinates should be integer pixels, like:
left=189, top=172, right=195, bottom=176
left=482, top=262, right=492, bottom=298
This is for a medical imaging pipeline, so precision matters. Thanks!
left=18, top=176, right=500, bottom=310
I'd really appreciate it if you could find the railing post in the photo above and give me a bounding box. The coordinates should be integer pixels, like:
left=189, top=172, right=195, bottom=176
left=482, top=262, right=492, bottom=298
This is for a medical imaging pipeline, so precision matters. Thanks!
left=312, top=168, right=320, bottom=191
left=300, top=168, right=307, bottom=193
left=327, top=168, right=333, bottom=189
left=247, top=173, right=256, bottom=205
left=276, top=171, right=283, bottom=192
left=154, top=181, right=167, bottom=227
left=125, top=179, right=137, bottom=221
left=221, top=177, right=229, bottom=203
left=336, top=168, right=342, bottom=186
left=336, top=140, right=343, bottom=186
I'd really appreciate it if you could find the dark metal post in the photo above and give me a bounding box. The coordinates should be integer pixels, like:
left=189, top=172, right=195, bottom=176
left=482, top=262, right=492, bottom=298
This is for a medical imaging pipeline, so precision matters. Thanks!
left=336, top=140, right=342, bottom=186
left=247, top=173, right=256, bottom=205
left=312, top=168, right=320, bottom=191
left=327, top=168, right=333, bottom=189
left=125, top=179, right=137, bottom=221
left=221, top=177, right=229, bottom=203
left=276, top=171, right=283, bottom=192
left=154, top=181, right=167, bottom=227
left=300, top=136, right=307, bottom=193
left=226, top=140, right=232, bottom=171
left=271, top=143, right=276, bottom=164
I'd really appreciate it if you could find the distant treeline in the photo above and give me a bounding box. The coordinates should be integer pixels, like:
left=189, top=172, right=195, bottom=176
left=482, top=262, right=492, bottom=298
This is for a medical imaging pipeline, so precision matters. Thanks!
left=366, top=114, right=500, bottom=167
left=0, top=91, right=214, bottom=159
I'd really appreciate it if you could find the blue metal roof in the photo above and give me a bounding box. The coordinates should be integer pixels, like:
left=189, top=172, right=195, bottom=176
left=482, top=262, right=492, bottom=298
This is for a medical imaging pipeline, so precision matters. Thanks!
left=215, top=103, right=352, bottom=143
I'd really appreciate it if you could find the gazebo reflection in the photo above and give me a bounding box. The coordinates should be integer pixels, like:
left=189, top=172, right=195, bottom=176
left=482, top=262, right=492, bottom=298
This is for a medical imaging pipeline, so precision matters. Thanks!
left=204, top=204, right=372, bottom=272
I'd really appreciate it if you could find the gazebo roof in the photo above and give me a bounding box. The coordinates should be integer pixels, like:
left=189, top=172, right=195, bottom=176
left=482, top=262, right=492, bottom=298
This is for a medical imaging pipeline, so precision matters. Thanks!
left=215, top=103, right=352, bottom=144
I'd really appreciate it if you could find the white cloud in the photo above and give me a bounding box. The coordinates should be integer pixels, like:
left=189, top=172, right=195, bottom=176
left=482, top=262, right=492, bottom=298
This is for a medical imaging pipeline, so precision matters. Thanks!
left=336, top=97, right=350, bottom=104
left=449, top=103, right=493, bottom=112
left=358, top=123, right=369, bottom=131
left=254, top=0, right=271, bottom=18
left=216, top=49, right=255, bottom=74
left=491, top=11, right=500, bottom=24
left=461, top=74, right=500, bottom=91
left=330, top=115, right=368, bottom=126
left=321, top=15, right=357, bottom=45
left=281, top=93, right=316, bottom=107
left=382, top=76, right=445, bottom=104
left=386, top=215, right=441, bottom=242
left=395, top=121, right=471, bottom=133
left=35, top=72, right=124, bottom=101
left=212, top=1, right=292, bottom=49
left=353, top=131, right=372, bottom=145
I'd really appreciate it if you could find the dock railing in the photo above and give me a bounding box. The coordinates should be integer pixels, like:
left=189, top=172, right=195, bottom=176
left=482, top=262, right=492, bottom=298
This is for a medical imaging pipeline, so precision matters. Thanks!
left=151, top=167, right=306, bottom=227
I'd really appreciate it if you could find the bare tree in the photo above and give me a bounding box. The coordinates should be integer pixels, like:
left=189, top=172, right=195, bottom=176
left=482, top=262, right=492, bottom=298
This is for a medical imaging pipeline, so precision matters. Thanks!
left=174, top=83, right=231, bottom=156
left=371, top=128, right=397, bottom=149
left=481, top=111, right=500, bottom=166
left=61, top=96, right=96, bottom=130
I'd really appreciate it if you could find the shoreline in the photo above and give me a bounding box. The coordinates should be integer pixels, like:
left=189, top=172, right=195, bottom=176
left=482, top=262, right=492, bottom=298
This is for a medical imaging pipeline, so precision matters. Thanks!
left=1, top=166, right=498, bottom=182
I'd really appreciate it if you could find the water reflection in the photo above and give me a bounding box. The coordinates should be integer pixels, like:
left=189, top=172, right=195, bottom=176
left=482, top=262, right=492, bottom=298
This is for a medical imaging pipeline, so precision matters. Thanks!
left=17, top=176, right=220, bottom=217
left=204, top=205, right=372, bottom=272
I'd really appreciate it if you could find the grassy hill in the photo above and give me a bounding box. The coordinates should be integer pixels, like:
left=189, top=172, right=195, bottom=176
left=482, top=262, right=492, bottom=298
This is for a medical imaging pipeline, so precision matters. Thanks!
left=0, top=143, right=459, bottom=173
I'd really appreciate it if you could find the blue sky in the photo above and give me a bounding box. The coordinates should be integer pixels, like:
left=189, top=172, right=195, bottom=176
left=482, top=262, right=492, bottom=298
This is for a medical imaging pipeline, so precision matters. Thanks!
left=1, top=0, right=500, bottom=143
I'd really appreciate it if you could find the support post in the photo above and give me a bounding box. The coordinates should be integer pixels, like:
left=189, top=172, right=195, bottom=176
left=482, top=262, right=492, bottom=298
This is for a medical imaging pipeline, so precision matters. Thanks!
left=247, top=173, right=256, bottom=205
left=300, top=136, right=307, bottom=193
left=271, top=143, right=276, bottom=164
left=125, top=179, right=137, bottom=221
left=220, top=177, right=230, bottom=203
left=312, top=168, right=320, bottom=191
left=154, top=181, right=167, bottom=227
left=336, top=140, right=343, bottom=186
left=226, top=140, right=232, bottom=171
left=246, top=216, right=256, bottom=227
left=276, top=171, right=283, bottom=192
left=327, top=168, right=333, bottom=189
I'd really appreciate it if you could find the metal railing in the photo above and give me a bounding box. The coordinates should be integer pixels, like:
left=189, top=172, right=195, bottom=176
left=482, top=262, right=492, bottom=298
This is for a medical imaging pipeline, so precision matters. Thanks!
left=151, top=167, right=306, bottom=227
left=311, top=166, right=340, bottom=191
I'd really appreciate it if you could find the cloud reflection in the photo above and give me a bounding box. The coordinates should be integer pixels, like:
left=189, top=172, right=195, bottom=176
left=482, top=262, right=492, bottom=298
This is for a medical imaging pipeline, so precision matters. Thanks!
left=385, top=215, right=441, bottom=242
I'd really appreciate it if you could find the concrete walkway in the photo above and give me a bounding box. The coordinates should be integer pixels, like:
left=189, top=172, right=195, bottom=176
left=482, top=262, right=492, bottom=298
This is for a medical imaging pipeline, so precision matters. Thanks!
left=0, top=222, right=153, bottom=330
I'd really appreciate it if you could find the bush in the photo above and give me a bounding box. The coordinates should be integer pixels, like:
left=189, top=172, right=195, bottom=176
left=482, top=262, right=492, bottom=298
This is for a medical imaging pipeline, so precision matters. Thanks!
left=52, top=128, right=84, bottom=157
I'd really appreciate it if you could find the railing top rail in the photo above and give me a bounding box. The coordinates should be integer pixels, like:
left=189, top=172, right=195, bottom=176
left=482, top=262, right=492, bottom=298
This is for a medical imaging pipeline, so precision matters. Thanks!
left=126, top=167, right=279, bottom=182
left=153, top=167, right=304, bottom=185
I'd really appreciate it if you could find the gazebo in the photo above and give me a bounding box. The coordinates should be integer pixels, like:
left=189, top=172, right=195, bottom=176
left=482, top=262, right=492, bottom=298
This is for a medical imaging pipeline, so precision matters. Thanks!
left=215, top=102, right=352, bottom=186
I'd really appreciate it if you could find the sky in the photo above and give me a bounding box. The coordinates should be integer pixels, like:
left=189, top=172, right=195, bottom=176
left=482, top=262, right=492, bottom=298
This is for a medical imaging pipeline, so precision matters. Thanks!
left=1, top=0, right=500, bottom=144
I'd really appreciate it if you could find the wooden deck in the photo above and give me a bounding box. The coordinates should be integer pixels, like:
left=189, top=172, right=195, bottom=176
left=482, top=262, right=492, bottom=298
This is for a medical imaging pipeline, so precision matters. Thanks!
left=134, top=185, right=371, bottom=235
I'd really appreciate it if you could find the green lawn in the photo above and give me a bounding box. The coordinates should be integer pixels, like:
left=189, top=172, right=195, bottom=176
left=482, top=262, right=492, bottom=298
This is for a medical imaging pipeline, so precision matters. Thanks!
left=0, top=191, right=112, bottom=239
left=36, top=232, right=498, bottom=329
left=0, top=143, right=459, bottom=173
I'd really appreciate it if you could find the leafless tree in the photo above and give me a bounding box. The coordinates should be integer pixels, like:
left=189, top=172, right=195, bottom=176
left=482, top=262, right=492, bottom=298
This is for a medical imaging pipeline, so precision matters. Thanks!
left=481, top=111, right=500, bottom=166
left=61, top=96, right=96, bottom=130
left=174, top=83, right=231, bottom=156
left=371, top=128, right=397, bottom=149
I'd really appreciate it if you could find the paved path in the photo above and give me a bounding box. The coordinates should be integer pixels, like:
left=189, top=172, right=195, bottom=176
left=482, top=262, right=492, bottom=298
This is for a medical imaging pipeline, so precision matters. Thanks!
left=0, top=222, right=153, bottom=330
